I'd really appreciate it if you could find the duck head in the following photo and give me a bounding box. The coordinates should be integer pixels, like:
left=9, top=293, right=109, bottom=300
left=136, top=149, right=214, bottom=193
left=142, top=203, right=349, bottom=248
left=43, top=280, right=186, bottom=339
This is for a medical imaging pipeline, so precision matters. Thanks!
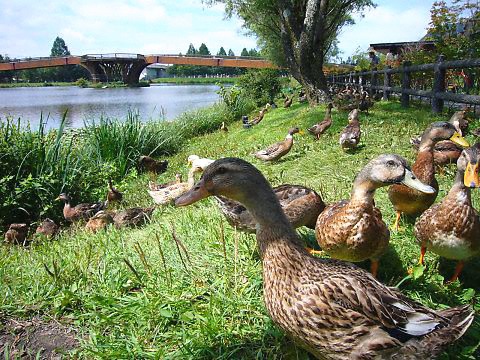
left=458, top=144, right=480, bottom=188
left=420, top=121, right=469, bottom=149
left=56, top=193, right=71, bottom=203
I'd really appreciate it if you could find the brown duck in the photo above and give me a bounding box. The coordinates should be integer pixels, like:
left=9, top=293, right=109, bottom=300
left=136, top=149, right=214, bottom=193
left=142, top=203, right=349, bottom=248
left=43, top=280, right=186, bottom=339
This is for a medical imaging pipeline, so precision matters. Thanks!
left=113, top=207, right=155, bottom=228
left=284, top=95, right=293, bottom=108
left=138, top=156, right=168, bottom=174
left=315, top=154, right=435, bottom=277
left=56, top=193, right=106, bottom=222
left=415, top=144, right=480, bottom=282
left=176, top=157, right=474, bottom=359
left=35, top=218, right=59, bottom=238
left=215, top=184, right=325, bottom=233
left=388, top=122, right=469, bottom=230
left=339, top=109, right=361, bottom=151
left=4, top=223, right=29, bottom=244
left=107, top=180, right=123, bottom=203
left=308, top=103, right=333, bottom=140
left=85, top=211, right=114, bottom=232
left=254, top=127, right=300, bottom=161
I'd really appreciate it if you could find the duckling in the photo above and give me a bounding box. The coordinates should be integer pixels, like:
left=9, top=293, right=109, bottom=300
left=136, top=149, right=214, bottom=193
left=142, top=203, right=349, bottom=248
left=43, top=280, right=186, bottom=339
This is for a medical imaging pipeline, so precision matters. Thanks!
left=107, top=179, right=123, bottom=203
left=215, top=184, right=325, bottom=233
left=4, top=223, right=29, bottom=244
left=388, top=122, right=469, bottom=230
left=307, top=103, right=333, bottom=140
left=220, top=122, right=228, bottom=132
left=284, top=95, right=293, bottom=108
left=34, top=218, right=59, bottom=238
left=187, top=155, right=215, bottom=171
left=339, top=109, right=361, bottom=151
left=113, top=207, right=155, bottom=228
left=85, top=211, right=114, bottom=232
left=148, top=174, right=182, bottom=191
left=175, top=157, right=474, bottom=359
left=415, top=144, right=480, bottom=282
left=56, top=193, right=106, bottom=222
left=138, top=156, right=168, bottom=174
left=316, top=154, right=434, bottom=277
left=254, top=127, right=300, bottom=161
left=148, top=166, right=200, bottom=205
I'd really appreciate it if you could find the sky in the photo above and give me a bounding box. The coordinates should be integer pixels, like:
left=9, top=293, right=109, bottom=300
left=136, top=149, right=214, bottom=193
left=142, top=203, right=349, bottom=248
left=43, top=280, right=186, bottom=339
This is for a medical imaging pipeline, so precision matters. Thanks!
left=0, top=0, right=437, bottom=60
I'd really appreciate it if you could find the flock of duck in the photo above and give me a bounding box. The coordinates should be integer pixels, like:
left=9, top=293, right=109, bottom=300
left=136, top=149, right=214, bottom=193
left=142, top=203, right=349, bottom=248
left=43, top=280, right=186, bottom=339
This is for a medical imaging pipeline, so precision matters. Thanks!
left=3, top=87, right=480, bottom=359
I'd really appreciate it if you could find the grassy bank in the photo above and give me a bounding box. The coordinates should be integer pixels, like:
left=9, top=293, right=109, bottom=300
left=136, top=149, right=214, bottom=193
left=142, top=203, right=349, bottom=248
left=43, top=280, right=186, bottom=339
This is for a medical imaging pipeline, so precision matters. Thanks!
left=1, top=101, right=480, bottom=358
left=151, top=77, right=237, bottom=85
left=0, top=82, right=74, bottom=88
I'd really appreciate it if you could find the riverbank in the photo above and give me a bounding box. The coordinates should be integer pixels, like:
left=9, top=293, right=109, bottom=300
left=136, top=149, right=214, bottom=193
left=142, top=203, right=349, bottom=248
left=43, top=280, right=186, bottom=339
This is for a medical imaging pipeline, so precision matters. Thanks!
left=151, top=77, right=236, bottom=85
left=0, top=81, right=73, bottom=88
left=1, top=100, right=479, bottom=358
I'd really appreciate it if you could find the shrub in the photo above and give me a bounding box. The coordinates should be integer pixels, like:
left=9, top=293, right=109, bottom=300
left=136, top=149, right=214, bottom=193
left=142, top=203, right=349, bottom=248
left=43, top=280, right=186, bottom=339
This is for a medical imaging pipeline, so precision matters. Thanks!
left=236, top=69, right=282, bottom=106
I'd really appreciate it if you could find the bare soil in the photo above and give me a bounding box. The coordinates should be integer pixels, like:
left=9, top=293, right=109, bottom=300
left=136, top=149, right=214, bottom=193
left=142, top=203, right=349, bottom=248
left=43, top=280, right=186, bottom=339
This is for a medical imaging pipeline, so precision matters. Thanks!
left=0, top=316, right=79, bottom=359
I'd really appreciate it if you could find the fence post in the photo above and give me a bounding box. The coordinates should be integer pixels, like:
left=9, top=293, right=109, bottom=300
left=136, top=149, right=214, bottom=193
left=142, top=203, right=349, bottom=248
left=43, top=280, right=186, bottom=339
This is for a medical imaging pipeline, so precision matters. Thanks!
left=383, top=68, right=391, bottom=100
left=401, top=61, right=412, bottom=108
left=432, top=55, right=446, bottom=113
left=370, top=69, right=378, bottom=96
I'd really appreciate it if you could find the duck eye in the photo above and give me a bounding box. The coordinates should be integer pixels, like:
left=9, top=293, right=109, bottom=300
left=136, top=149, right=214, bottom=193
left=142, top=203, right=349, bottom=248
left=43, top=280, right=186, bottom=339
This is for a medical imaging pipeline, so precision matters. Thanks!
left=217, top=166, right=227, bottom=174
left=387, top=160, right=395, bottom=166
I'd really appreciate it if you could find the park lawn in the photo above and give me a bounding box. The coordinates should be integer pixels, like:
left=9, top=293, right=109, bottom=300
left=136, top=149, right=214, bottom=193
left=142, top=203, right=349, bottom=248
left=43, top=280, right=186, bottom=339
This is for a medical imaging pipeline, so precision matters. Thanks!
left=1, top=100, right=480, bottom=359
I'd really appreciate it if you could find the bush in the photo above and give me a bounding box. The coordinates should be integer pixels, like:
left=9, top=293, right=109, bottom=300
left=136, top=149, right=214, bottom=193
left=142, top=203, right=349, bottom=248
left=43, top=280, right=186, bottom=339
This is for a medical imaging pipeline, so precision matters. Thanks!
left=236, top=69, right=282, bottom=106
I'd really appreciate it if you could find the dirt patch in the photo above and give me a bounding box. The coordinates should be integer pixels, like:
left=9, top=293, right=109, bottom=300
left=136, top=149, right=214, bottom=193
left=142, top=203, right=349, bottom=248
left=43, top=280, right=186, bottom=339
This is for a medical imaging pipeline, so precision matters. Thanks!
left=0, top=316, right=79, bottom=359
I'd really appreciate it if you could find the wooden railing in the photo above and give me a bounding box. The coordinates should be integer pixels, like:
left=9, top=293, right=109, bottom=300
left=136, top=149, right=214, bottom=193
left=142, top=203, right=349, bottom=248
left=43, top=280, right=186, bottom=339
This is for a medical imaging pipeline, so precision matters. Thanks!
left=327, top=55, right=480, bottom=113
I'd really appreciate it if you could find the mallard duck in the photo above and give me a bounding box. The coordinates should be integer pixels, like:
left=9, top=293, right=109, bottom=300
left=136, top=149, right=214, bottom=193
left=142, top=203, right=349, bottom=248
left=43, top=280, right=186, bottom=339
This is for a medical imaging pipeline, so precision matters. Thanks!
left=315, top=154, right=435, bottom=277
left=4, top=223, right=28, bottom=244
left=220, top=122, right=228, bottom=132
left=148, top=174, right=182, bottom=191
left=35, top=218, right=59, bottom=238
left=254, top=127, right=300, bottom=161
left=175, top=157, right=474, bottom=359
left=107, top=179, right=123, bottom=203
left=138, top=156, right=168, bottom=174
left=414, top=144, right=480, bottom=282
left=148, top=167, right=199, bottom=205
left=388, top=122, right=469, bottom=230
left=250, top=108, right=266, bottom=125
left=358, top=92, right=373, bottom=113
left=284, top=95, right=293, bottom=108
left=56, top=193, right=106, bottom=222
left=215, top=184, right=325, bottom=233
left=308, top=103, right=333, bottom=140
left=339, top=109, right=361, bottom=151
left=113, top=207, right=155, bottom=228
left=85, top=211, right=114, bottom=232
left=187, top=155, right=215, bottom=170
left=449, top=110, right=468, bottom=136
left=472, top=128, right=480, bottom=137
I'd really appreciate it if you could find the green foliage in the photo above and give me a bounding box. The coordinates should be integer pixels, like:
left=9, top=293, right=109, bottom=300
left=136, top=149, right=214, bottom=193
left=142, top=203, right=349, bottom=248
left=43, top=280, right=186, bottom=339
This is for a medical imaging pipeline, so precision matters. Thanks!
left=75, top=78, right=89, bottom=87
left=236, top=69, right=282, bottom=106
left=198, top=43, right=211, bottom=55
left=50, top=36, right=70, bottom=57
left=217, top=47, right=227, bottom=56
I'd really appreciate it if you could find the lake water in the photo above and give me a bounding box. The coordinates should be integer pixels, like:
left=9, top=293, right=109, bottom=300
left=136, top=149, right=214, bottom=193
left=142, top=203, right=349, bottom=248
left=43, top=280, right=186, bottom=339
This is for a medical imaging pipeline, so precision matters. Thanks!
left=0, top=84, right=221, bottom=129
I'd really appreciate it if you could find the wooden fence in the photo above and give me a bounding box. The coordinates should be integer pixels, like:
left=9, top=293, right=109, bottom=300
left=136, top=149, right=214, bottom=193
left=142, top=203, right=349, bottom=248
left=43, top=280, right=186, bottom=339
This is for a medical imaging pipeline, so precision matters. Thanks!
left=326, top=55, right=480, bottom=113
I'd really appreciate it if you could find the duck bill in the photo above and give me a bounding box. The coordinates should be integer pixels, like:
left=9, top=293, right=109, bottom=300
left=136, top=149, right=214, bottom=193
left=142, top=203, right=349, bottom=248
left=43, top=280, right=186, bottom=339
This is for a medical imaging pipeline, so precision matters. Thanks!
left=464, top=162, right=480, bottom=188
left=298, top=130, right=305, bottom=135
left=55, top=196, right=61, bottom=201
left=450, top=132, right=469, bottom=148
left=401, top=169, right=436, bottom=194
left=175, top=180, right=210, bottom=206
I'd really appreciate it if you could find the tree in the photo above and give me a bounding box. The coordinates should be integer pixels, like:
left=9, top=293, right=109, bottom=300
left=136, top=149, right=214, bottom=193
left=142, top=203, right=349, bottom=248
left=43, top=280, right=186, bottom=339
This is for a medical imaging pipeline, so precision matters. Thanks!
left=240, top=48, right=249, bottom=56
left=207, top=0, right=375, bottom=104
left=186, top=43, right=197, bottom=55
left=228, top=49, right=235, bottom=56
left=50, top=36, right=71, bottom=57
left=198, top=43, right=211, bottom=55
left=217, top=47, right=227, bottom=56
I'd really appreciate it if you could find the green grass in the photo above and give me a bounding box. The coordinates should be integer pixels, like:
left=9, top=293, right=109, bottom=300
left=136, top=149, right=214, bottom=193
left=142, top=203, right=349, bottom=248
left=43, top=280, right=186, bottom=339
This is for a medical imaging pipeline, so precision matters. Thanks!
left=0, top=82, right=74, bottom=88
left=1, top=100, right=480, bottom=358
left=151, top=77, right=237, bottom=85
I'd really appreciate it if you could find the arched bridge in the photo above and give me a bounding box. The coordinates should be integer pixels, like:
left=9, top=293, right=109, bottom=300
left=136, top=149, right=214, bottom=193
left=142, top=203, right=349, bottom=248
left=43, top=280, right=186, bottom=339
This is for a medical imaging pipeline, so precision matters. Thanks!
left=0, top=53, right=277, bottom=85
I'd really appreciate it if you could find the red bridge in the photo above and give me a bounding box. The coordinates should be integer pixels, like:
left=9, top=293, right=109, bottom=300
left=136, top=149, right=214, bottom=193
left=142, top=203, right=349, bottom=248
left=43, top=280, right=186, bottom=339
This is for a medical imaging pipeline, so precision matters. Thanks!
left=0, top=53, right=277, bottom=85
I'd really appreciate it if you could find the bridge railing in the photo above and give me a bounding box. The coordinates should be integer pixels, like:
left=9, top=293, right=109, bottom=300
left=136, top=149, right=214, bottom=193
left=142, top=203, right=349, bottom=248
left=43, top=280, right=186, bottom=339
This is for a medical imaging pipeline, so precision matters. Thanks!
left=1, top=55, right=80, bottom=63
left=82, top=53, right=145, bottom=60
left=327, top=55, right=480, bottom=113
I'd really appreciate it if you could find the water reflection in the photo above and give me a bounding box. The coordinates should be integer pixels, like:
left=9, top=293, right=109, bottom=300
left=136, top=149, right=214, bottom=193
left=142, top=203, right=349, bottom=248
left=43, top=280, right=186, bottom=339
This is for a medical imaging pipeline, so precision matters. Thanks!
left=0, top=84, right=221, bottom=129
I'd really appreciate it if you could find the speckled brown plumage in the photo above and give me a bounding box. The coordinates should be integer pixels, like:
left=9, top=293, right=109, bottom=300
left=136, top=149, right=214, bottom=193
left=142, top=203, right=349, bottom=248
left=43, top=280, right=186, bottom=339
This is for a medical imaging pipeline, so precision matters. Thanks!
left=4, top=223, right=29, bottom=244
left=339, top=109, right=361, bottom=151
left=138, top=156, right=168, bottom=174
left=389, top=122, right=468, bottom=229
left=308, top=104, right=333, bottom=140
left=284, top=95, right=293, bottom=108
left=85, top=211, right=114, bottom=232
left=113, top=207, right=154, bottom=228
left=56, top=193, right=106, bottom=222
left=175, top=157, right=474, bottom=359
left=254, top=128, right=300, bottom=161
left=107, top=180, right=123, bottom=203
left=35, top=218, right=59, bottom=238
left=215, top=184, right=325, bottom=233
left=415, top=145, right=480, bottom=281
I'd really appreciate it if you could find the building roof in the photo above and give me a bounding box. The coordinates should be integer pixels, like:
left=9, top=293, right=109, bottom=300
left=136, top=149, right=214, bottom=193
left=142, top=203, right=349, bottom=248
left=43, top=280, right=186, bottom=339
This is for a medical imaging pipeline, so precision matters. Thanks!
left=369, top=41, right=436, bottom=54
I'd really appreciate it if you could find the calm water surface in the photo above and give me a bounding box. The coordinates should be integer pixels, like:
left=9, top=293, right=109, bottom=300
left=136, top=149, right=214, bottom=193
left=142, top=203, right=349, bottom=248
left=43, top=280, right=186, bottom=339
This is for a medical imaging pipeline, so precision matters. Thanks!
left=0, top=84, right=221, bottom=129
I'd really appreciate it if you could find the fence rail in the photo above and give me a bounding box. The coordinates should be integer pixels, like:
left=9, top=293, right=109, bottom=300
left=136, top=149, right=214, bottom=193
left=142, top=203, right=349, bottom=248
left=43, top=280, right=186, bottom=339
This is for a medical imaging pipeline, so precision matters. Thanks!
left=327, top=55, right=480, bottom=113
